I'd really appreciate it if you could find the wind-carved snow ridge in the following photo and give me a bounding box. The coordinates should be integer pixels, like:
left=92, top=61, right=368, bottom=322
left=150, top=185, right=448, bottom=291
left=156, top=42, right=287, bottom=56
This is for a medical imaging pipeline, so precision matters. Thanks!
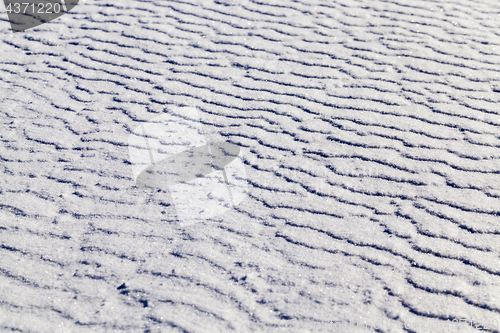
left=1, top=0, right=500, bottom=332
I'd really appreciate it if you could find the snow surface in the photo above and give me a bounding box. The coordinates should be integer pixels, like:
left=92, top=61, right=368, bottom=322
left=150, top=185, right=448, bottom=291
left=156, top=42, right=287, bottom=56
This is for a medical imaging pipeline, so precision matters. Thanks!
left=1, top=0, right=500, bottom=332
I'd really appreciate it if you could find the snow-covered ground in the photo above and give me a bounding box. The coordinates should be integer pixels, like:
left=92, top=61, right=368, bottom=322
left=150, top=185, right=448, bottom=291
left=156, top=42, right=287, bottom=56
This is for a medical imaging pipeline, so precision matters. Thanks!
left=1, top=0, right=500, bottom=332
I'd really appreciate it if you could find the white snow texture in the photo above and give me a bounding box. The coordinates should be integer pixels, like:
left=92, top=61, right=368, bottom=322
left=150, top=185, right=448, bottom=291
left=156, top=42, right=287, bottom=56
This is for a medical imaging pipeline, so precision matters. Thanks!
left=1, top=0, right=500, bottom=332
